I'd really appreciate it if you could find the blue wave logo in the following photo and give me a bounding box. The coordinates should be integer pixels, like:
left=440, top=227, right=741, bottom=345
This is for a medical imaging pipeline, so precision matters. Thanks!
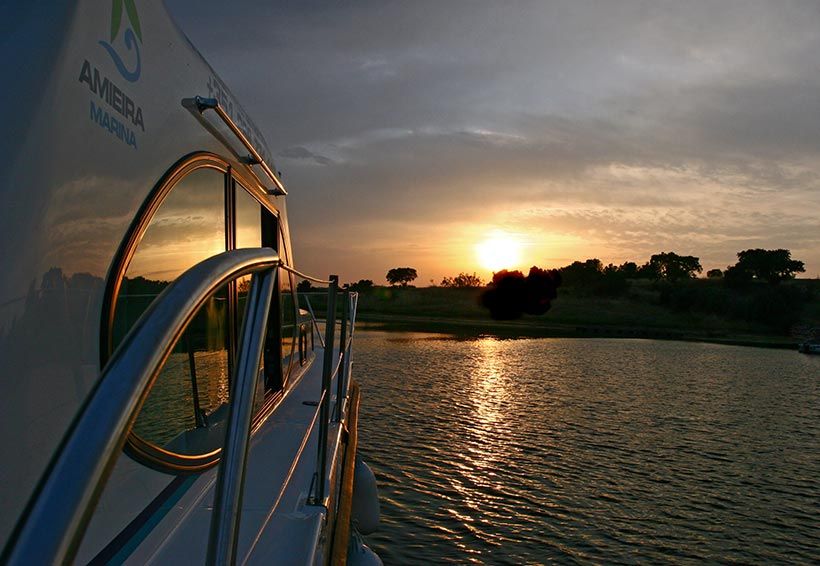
left=99, top=0, right=142, bottom=83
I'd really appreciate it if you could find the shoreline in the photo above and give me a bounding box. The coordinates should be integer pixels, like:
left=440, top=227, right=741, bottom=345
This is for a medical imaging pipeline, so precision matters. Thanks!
left=356, top=314, right=798, bottom=350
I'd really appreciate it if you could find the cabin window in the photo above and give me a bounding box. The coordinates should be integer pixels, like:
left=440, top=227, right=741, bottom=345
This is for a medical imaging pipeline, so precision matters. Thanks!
left=113, top=168, right=227, bottom=348
left=113, top=167, right=231, bottom=460
left=132, top=285, right=231, bottom=456
left=235, top=181, right=297, bottom=397
left=235, top=182, right=262, bottom=249
left=106, top=156, right=292, bottom=470
left=234, top=182, right=266, bottom=411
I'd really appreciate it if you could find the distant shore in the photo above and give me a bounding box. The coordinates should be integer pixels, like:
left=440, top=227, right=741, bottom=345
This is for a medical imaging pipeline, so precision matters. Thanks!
left=356, top=313, right=798, bottom=350
left=330, top=284, right=816, bottom=350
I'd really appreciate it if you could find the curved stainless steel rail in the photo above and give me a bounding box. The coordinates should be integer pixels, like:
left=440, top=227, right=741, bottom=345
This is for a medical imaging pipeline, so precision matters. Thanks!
left=2, top=248, right=358, bottom=566
left=3, top=249, right=280, bottom=565
left=207, top=266, right=275, bottom=565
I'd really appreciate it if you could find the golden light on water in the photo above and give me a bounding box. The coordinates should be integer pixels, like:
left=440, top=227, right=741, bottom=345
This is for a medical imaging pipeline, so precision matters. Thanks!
left=475, top=231, right=523, bottom=272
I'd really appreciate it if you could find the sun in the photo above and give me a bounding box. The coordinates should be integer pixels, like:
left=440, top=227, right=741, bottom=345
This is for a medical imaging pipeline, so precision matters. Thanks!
left=475, top=231, right=523, bottom=272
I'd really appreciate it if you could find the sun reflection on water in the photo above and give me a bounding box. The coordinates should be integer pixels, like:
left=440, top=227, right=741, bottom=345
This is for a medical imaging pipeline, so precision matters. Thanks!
left=455, top=338, right=515, bottom=510
left=470, top=337, right=509, bottom=431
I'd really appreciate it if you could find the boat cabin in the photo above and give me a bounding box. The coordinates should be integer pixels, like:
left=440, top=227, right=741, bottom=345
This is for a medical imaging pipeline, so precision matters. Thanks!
left=0, top=3, right=367, bottom=564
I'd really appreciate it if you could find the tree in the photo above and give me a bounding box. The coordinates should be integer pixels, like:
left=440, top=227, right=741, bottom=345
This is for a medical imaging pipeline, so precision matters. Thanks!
left=440, top=272, right=484, bottom=287
left=648, top=252, right=702, bottom=281
left=481, top=266, right=561, bottom=320
left=706, top=268, right=723, bottom=279
left=491, top=269, right=524, bottom=282
left=347, top=279, right=374, bottom=292
left=618, top=261, right=639, bottom=278
left=559, top=259, right=603, bottom=287
left=556, top=259, right=629, bottom=296
left=729, top=248, right=805, bottom=285
left=296, top=279, right=312, bottom=292
left=386, top=267, right=417, bottom=286
left=636, top=261, right=660, bottom=279
left=599, top=263, right=630, bottom=296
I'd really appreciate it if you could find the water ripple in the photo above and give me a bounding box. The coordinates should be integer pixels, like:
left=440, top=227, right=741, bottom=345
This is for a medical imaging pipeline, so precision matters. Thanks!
left=354, top=332, right=820, bottom=564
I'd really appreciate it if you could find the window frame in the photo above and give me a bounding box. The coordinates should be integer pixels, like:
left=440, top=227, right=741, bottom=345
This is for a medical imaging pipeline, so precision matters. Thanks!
left=101, top=152, right=286, bottom=472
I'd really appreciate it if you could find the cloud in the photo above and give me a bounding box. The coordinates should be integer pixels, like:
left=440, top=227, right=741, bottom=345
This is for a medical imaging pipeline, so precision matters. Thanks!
left=278, top=146, right=334, bottom=166
left=166, top=0, right=820, bottom=280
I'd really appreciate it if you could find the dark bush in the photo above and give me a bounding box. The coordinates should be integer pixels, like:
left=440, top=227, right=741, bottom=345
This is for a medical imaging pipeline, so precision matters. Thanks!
left=481, top=267, right=561, bottom=320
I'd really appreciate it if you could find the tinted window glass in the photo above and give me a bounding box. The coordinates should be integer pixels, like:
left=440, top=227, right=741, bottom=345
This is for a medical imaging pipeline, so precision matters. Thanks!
left=235, top=184, right=262, bottom=349
left=126, top=169, right=225, bottom=282
left=114, top=168, right=226, bottom=347
left=115, top=168, right=230, bottom=455
left=235, top=185, right=262, bottom=249
left=133, top=287, right=230, bottom=454
left=235, top=184, right=266, bottom=410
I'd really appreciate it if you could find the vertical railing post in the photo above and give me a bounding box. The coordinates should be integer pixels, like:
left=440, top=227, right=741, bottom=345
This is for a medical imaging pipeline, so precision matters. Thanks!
left=334, top=288, right=350, bottom=422
left=303, top=294, right=325, bottom=349
left=207, top=268, right=275, bottom=566
left=349, top=293, right=358, bottom=336
left=345, top=292, right=357, bottom=397
left=312, top=275, right=337, bottom=505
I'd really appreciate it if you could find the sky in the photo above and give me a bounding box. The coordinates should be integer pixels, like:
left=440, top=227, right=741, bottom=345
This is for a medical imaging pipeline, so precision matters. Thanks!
left=167, top=0, right=820, bottom=285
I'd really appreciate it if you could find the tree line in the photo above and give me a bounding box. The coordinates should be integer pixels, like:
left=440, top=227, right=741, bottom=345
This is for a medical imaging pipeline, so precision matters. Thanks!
left=297, top=248, right=811, bottom=331
left=551, top=248, right=810, bottom=332
left=552, top=248, right=805, bottom=299
left=365, top=248, right=811, bottom=331
left=560, top=248, right=804, bottom=288
left=377, top=248, right=805, bottom=290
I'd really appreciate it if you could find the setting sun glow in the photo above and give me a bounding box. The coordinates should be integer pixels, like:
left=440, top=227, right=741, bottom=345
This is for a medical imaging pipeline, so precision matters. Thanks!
left=475, top=232, right=522, bottom=272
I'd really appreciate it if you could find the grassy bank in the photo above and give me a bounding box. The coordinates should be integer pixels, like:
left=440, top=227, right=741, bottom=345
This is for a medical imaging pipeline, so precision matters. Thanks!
left=341, top=281, right=819, bottom=349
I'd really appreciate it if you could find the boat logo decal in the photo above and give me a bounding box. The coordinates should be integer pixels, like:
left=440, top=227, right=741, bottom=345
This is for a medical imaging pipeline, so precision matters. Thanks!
left=77, top=1, right=146, bottom=149
left=79, top=59, right=144, bottom=149
left=99, top=0, right=142, bottom=83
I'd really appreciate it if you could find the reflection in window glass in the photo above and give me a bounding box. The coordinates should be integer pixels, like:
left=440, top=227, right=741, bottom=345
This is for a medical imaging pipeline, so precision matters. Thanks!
left=114, top=168, right=226, bottom=347
left=126, top=168, right=225, bottom=282
left=235, top=184, right=262, bottom=371
left=235, top=184, right=267, bottom=410
left=132, top=287, right=230, bottom=454
left=236, top=184, right=262, bottom=249
left=114, top=167, right=229, bottom=455
left=235, top=186, right=262, bottom=323
left=237, top=272, right=266, bottom=414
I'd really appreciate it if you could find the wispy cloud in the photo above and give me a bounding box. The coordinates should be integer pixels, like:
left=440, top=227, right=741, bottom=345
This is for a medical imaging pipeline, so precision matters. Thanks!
left=278, top=146, right=334, bottom=166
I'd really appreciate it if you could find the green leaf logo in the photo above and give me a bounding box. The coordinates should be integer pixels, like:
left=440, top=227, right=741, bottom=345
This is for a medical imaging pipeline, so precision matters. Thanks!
left=110, top=0, right=142, bottom=43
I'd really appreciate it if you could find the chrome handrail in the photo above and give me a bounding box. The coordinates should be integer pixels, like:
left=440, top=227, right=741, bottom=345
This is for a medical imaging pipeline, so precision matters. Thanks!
left=2, top=248, right=360, bottom=565
left=301, top=289, right=359, bottom=426
left=207, top=268, right=276, bottom=565
left=346, top=293, right=357, bottom=417
left=2, top=249, right=280, bottom=566
left=313, top=276, right=338, bottom=505
left=334, top=289, right=350, bottom=423
left=185, top=96, right=287, bottom=196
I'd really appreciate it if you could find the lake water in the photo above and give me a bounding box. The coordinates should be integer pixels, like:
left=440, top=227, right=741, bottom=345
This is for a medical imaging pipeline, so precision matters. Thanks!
left=353, top=331, right=819, bottom=564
